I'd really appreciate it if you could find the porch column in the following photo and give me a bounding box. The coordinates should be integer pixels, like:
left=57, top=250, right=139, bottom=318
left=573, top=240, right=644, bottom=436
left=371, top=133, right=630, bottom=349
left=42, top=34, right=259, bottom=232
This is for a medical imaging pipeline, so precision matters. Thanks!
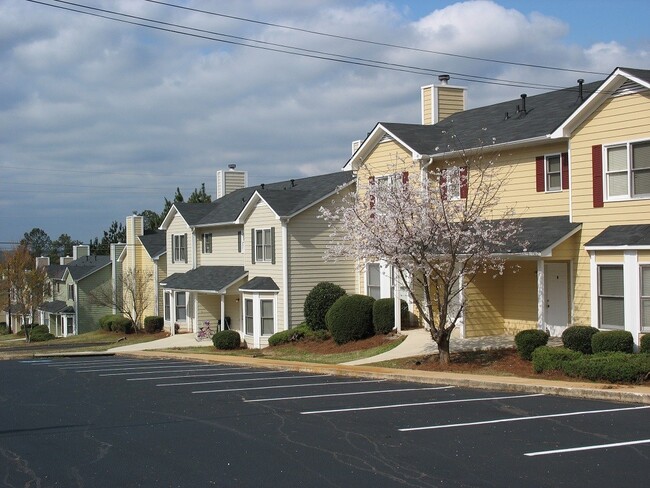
left=393, top=267, right=401, bottom=333
left=537, top=259, right=545, bottom=330
left=220, top=294, right=226, bottom=332
left=624, top=251, right=641, bottom=349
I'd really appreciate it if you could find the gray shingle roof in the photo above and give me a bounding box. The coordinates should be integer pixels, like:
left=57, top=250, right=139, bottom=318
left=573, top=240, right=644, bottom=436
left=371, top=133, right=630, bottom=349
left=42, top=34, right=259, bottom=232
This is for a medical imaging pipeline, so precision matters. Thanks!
left=585, top=224, right=650, bottom=247
left=38, top=300, right=70, bottom=314
left=379, top=81, right=602, bottom=156
left=138, top=230, right=166, bottom=258
left=162, top=266, right=247, bottom=292
left=620, top=67, right=650, bottom=84
left=498, top=215, right=580, bottom=254
left=174, top=171, right=354, bottom=226
left=239, top=276, right=279, bottom=292
left=66, top=255, right=111, bottom=280
left=45, top=264, right=67, bottom=280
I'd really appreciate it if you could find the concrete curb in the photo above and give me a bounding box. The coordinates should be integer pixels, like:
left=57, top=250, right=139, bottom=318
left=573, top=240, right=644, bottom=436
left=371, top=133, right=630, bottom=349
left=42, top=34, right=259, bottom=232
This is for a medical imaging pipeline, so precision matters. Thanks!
left=117, top=350, right=650, bottom=405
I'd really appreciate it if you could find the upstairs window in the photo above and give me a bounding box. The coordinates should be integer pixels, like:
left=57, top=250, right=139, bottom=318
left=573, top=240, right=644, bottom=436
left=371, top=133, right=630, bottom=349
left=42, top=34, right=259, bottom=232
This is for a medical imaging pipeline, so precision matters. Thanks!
left=253, top=228, right=274, bottom=263
left=545, top=154, right=562, bottom=191
left=605, top=141, right=650, bottom=200
left=67, top=284, right=74, bottom=301
left=440, top=166, right=467, bottom=201
left=172, top=234, right=187, bottom=263
left=202, top=233, right=212, bottom=254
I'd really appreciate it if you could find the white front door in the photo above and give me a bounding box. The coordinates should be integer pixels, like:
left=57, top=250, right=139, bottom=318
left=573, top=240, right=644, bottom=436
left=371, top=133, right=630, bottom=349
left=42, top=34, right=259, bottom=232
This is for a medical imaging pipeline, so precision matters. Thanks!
left=544, top=262, right=569, bottom=336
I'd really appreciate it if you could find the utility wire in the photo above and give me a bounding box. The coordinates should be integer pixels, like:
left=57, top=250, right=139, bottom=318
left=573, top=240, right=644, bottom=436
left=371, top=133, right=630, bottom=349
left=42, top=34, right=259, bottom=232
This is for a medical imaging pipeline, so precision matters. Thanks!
left=145, top=0, right=608, bottom=76
left=31, top=0, right=582, bottom=91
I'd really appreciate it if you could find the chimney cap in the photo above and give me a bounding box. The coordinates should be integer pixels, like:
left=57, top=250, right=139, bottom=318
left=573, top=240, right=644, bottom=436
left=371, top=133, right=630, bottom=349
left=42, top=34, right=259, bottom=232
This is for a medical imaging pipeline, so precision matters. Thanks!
left=438, top=74, right=450, bottom=84
left=228, top=163, right=237, bottom=170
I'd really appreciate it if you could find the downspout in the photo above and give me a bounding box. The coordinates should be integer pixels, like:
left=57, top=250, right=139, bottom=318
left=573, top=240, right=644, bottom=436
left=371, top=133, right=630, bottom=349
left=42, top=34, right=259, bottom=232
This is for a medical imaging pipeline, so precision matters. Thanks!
left=281, top=219, right=289, bottom=330
left=191, top=227, right=197, bottom=269
left=153, top=257, right=159, bottom=316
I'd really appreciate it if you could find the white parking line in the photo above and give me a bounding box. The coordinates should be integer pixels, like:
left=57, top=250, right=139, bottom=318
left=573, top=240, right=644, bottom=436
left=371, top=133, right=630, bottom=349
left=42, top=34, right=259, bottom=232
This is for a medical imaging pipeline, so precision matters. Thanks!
left=157, top=374, right=325, bottom=387
left=100, top=366, right=243, bottom=377
left=52, top=359, right=162, bottom=367
left=302, top=393, right=543, bottom=415
left=399, top=405, right=650, bottom=432
left=75, top=364, right=215, bottom=373
left=193, top=379, right=382, bottom=394
left=524, top=439, right=650, bottom=457
left=245, top=386, right=453, bottom=403
left=127, top=370, right=281, bottom=381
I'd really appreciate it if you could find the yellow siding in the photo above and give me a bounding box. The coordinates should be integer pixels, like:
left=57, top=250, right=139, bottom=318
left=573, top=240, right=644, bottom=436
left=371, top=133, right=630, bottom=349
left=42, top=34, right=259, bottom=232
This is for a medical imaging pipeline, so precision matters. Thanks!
left=357, top=140, right=413, bottom=182
left=422, top=85, right=433, bottom=125
left=503, top=261, right=538, bottom=334
left=638, top=251, right=650, bottom=261
left=437, top=86, right=465, bottom=121
left=569, top=91, right=650, bottom=327
left=464, top=272, right=504, bottom=337
left=287, top=189, right=357, bottom=327
left=595, top=251, right=625, bottom=264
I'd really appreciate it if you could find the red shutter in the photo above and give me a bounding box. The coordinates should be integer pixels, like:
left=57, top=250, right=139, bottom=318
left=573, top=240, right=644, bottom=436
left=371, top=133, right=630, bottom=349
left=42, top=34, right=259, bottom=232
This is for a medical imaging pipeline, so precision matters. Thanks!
left=592, top=145, right=604, bottom=208
left=401, top=171, right=409, bottom=185
left=440, top=170, right=447, bottom=201
left=459, top=166, right=468, bottom=199
left=535, top=156, right=545, bottom=192
left=561, top=152, right=569, bottom=190
left=368, top=176, right=376, bottom=210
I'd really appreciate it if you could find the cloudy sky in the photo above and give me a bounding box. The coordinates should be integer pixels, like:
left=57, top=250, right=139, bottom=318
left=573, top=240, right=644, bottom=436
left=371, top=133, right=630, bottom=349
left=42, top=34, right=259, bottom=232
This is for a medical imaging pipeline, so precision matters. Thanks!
left=2, top=0, right=649, bottom=248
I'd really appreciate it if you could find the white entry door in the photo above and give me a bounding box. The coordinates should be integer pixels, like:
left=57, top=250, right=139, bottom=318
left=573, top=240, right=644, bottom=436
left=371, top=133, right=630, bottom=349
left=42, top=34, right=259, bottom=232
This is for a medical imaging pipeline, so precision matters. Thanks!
left=544, top=262, right=569, bottom=336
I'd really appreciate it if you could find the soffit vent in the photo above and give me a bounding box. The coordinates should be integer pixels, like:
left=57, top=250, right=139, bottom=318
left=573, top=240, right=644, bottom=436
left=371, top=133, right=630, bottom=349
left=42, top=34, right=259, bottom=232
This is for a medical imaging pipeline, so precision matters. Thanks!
left=611, top=80, right=648, bottom=97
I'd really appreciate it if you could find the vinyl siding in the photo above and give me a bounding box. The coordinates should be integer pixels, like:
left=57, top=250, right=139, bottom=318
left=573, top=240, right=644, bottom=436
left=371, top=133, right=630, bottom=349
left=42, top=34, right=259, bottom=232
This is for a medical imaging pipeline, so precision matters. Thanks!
left=464, top=272, right=504, bottom=337
left=197, top=226, right=244, bottom=267
left=287, top=189, right=356, bottom=327
left=357, top=140, right=413, bottom=181
left=422, top=85, right=433, bottom=125
left=76, top=267, right=113, bottom=334
left=166, top=214, right=192, bottom=275
left=437, top=86, right=464, bottom=122
left=502, top=261, right=538, bottom=334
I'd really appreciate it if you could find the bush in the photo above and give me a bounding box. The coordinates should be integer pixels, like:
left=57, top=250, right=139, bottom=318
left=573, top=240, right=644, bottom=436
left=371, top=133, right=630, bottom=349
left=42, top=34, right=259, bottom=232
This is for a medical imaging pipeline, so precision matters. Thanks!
left=303, top=282, right=347, bottom=331
left=591, top=330, right=634, bottom=354
left=212, top=330, right=241, bottom=350
left=268, top=324, right=310, bottom=346
left=326, top=294, right=375, bottom=344
left=532, top=346, right=582, bottom=374
left=514, top=329, right=549, bottom=360
left=29, top=324, right=55, bottom=342
left=0, top=323, right=9, bottom=335
left=641, top=334, right=650, bottom=354
left=372, top=298, right=408, bottom=335
left=561, top=326, right=599, bottom=354
left=562, top=352, right=650, bottom=383
left=112, top=317, right=134, bottom=334
left=143, top=316, right=164, bottom=334
left=99, top=314, right=118, bottom=331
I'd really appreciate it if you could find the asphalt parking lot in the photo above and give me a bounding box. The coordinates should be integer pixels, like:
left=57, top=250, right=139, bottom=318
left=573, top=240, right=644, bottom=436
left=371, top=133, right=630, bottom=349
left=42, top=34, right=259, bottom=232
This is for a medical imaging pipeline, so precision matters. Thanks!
left=1, top=357, right=649, bottom=487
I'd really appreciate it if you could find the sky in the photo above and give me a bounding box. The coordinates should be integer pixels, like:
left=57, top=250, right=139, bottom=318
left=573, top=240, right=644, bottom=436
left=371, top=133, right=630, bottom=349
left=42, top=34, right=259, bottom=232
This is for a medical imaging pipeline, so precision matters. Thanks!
left=2, top=0, right=649, bottom=248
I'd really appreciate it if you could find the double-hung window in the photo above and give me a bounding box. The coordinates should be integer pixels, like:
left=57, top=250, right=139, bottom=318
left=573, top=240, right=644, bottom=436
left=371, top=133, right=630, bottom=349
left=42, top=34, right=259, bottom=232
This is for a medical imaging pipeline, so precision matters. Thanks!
left=443, top=166, right=461, bottom=200
left=367, top=263, right=381, bottom=300
left=605, top=141, right=650, bottom=200
left=202, top=233, right=212, bottom=254
left=598, top=265, right=624, bottom=329
left=545, top=154, right=562, bottom=191
left=173, top=234, right=187, bottom=263
left=641, top=266, right=650, bottom=332
left=67, top=284, right=74, bottom=301
left=175, top=292, right=186, bottom=321
left=164, top=293, right=170, bottom=321
left=255, top=229, right=272, bottom=262
left=261, top=300, right=275, bottom=335
left=244, top=299, right=254, bottom=335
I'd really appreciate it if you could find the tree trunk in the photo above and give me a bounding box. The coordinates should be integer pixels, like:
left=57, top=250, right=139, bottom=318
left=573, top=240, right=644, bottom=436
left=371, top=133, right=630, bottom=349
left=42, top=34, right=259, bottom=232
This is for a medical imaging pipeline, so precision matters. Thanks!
left=430, top=328, right=451, bottom=365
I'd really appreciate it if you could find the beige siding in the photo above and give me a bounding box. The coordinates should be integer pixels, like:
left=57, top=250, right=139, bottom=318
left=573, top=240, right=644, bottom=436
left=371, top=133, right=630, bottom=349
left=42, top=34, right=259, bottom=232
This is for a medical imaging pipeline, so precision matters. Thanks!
left=287, top=190, right=357, bottom=327
left=166, top=213, right=193, bottom=275
left=226, top=173, right=246, bottom=194
left=569, top=91, right=650, bottom=326
left=197, top=226, right=245, bottom=267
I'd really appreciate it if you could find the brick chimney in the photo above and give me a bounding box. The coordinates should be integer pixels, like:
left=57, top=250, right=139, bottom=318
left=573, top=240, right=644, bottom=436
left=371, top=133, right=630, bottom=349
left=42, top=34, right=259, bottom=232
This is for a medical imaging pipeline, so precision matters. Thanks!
left=421, top=74, right=467, bottom=125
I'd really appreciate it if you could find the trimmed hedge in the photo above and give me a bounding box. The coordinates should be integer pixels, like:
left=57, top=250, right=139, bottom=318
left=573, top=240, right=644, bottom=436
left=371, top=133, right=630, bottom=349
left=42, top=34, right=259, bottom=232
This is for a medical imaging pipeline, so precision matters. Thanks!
left=532, top=346, right=582, bottom=374
left=514, top=329, right=549, bottom=360
left=591, top=330, right=634, bottom=354
left=303, top=282, right=347, bottom=331
left=212, top=330, right=241, bottom=350
left=98, top=314, right=134, bottom=334
left=143, top=316, right=164, bottom=334
left=563, top=352, right=650, bottom=383
left=561, top=326, right=599, bottom=354
left=373, top=298, right=408, bottom=335
left=641, top=334, right=650, bottom=354
left=29, top=324, right=55, bottom=342
left=0, top=323, right=9, bottom=335
left=268, top=325, right=310, bottom=346
left=326, top=294, right=375, bottom=344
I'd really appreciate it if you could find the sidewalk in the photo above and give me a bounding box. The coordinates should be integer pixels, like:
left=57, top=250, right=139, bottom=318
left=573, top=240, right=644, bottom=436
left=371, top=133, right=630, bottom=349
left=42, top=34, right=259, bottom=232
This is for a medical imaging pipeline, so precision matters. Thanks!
left=108, top=333, right=214, bottom=353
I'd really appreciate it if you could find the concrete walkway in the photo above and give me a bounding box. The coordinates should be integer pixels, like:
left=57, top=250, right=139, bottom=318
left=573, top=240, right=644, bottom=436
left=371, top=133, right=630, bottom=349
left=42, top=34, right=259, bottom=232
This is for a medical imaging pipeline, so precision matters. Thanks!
left=108, top=333, right=214, bottom=353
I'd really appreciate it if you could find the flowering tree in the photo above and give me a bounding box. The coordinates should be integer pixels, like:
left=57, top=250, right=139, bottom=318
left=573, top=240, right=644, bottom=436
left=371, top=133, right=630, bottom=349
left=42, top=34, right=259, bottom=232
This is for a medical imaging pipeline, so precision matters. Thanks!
left=320, top=152, right=525, bottom=364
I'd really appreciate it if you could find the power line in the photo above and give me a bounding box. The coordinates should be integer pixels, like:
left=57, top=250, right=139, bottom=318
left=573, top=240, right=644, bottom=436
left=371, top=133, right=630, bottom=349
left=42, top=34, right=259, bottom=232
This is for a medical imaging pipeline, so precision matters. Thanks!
left=28, top=0, right=584, bottom=91
left=145, top=0, right=608, bottom=77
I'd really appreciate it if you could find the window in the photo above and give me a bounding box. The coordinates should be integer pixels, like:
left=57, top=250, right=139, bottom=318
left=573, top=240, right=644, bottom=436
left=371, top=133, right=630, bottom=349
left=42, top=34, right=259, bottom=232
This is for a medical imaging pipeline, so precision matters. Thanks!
left=245, top=299, right=254, bottom=335
left=642, top=266, right=650, bottom=332
left=261, top=299, right=274, bottom=335
left=67, top=284, right=74, bottom=301
left=175, top=292, right=186, bottom=320
left=164, top=293, right=170, bottom=320
left=440, top=166, right=467, bottom=200
left=238, top=231, right=243, bottom=253
left=202, top=233, right=212, bottom=254
left=173, top=234, right=187, bottom=263
left=367, top=263, right=381, bottom=299
left=598, top=266, right=624, bottom=329
left=545, top=154, right=562, bottom=191
left=605, top=140, right=650, bottom=199
left=255, top=229, right=273, bottom=262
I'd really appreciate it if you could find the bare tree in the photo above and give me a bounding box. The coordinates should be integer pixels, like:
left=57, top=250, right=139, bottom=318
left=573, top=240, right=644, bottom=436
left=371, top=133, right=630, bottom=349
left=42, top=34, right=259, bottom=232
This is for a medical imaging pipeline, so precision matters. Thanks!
left=89, top=268, right=153, bottom=331
left=321, top=151, right=524, bottom=364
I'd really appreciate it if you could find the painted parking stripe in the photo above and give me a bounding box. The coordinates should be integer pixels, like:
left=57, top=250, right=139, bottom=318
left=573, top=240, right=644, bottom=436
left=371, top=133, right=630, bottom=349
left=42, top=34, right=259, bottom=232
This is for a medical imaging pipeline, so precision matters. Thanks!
left=399, top=405, right=650, bottom=432
left=127, top=369, right=282, bottom=381
left=75, top=364, right=215, bottom=373
left=524, top=439, right=650, bottom=457
left=245, top=386, right=454, bottom=403
left=99, top=366, right=244, bottom=377
left=52, top=359, right=163, bottom=367
left=193, top=379, right=383, bottom=394
left=157, top=373, right=326, bottom=387
left=302, top=393, right=544, bottom=415
left=57, top=361, right=183, bottom=370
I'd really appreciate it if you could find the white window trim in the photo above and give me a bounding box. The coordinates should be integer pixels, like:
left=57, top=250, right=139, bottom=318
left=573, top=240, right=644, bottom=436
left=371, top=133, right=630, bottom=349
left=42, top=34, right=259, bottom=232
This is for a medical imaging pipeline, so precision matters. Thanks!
left=597, top=264, right=625, bottom=330
left=255, top=228, right=272, bottom=262
left=545, top=153, right=562, bottom=192
left=202, top=233, right=212, bottom=254
left=641, top=263, right=650, bottom=333
left=242, top=292, right=277, bottom=348
left=604, top=139, right=650, bottom=202
left=443, top=166, right=461, bottom=200
left=173, top=234, right=187, bottom=263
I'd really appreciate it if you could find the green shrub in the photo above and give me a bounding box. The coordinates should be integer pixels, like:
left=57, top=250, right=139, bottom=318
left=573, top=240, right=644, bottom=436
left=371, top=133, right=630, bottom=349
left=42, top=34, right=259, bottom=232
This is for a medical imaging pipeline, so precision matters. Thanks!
left=212, top=330, right=241, bottom=350
left=561, top=325, right=599, bottom=354
left=98, top=314, right=118, bottom=331
left=143, top=316, right=164, bottom=334
left=532, top=346, right=582, bottom=374
left=641, top=334, right=650, bottom=354
left=30, top=324, right=55, bottom=342
left=111, top=317, right=134, bottom=334
left=514, top=329, right=549, bottom=360
left=591, top=330, right=634, bottom=354
left=268, top=324, right=310, bottom=346
left=563, top=352, right=650, bottom=383
left=303, top=282, right=347, bottom=331
left=326, top=294, right=375, bottom=345
left=372, top=298, right=408, bottom=335
left=0, top=323, right=9, bottom=335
